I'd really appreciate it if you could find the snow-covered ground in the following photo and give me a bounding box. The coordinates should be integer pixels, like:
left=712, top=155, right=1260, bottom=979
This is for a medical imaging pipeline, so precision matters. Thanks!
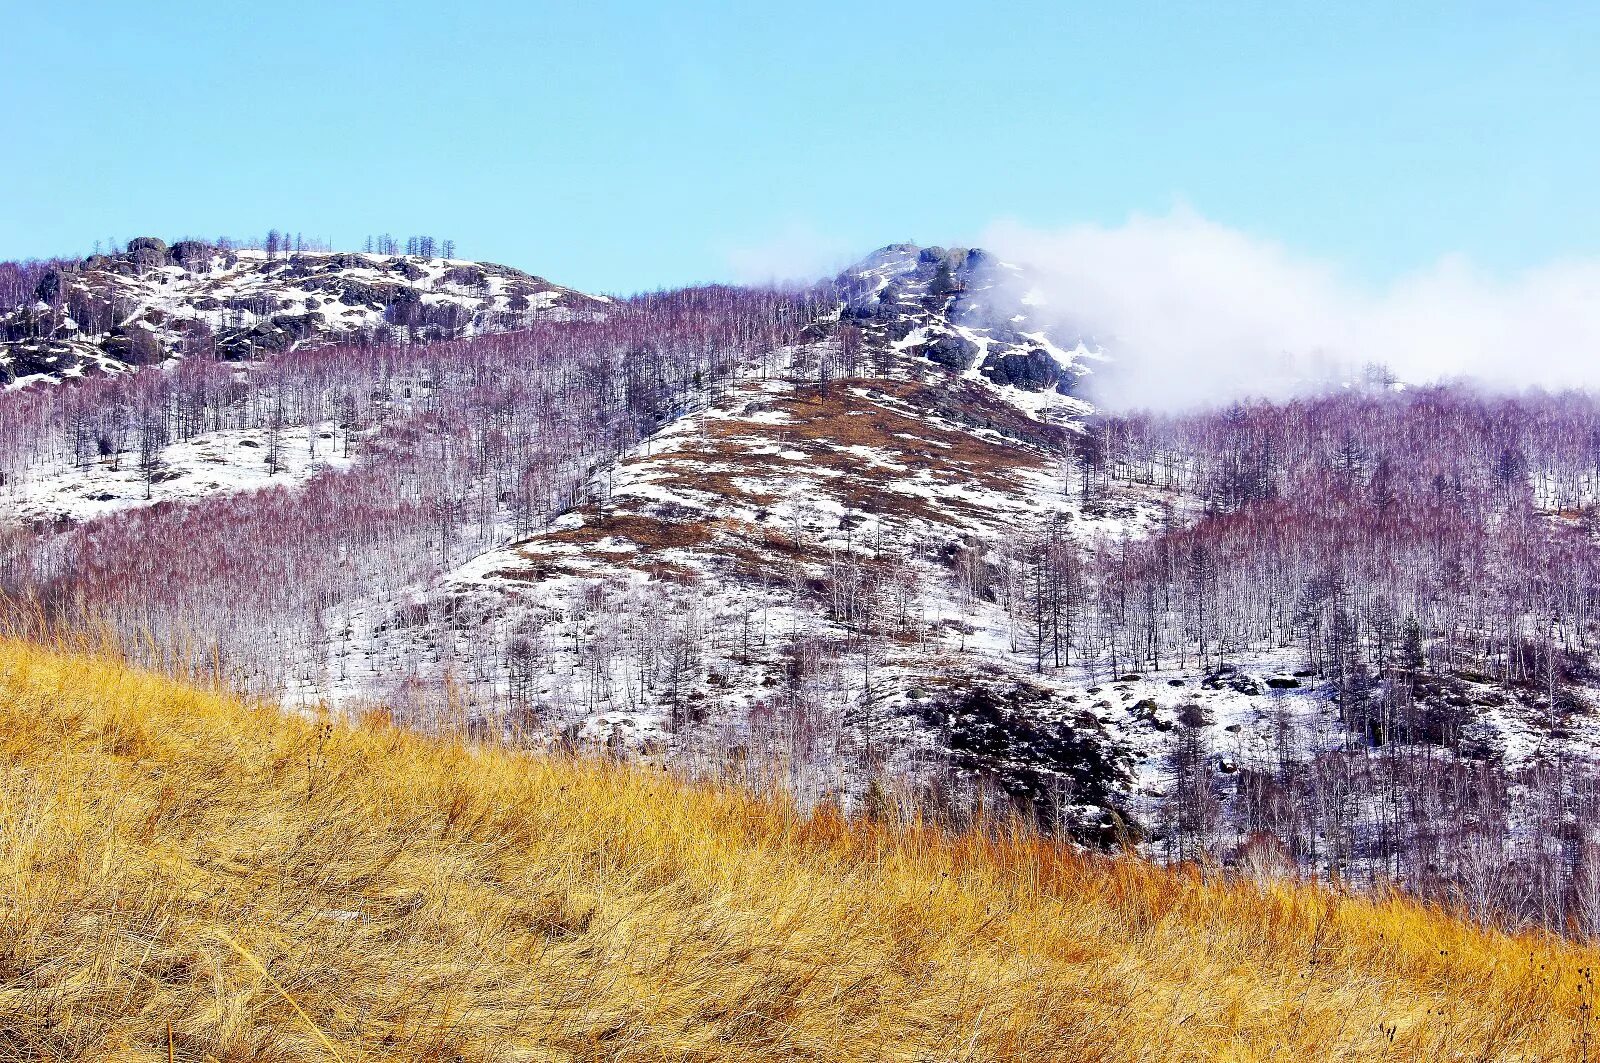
left=1, top=423, right=353, bottom=524
left=286, top=369, right=1179, bottom=792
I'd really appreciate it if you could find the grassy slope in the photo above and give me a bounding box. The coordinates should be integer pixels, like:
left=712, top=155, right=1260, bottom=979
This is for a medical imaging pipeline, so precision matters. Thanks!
left=1, top=639, right=1596, bottom=1061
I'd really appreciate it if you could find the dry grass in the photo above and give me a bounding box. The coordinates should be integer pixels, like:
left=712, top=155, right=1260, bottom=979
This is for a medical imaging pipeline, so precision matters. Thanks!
left=2, top=637, right=1598, bottom=1061
left=497, top=379, right=1063, bottom=586
left=739, top=383, right=1051, bottom=489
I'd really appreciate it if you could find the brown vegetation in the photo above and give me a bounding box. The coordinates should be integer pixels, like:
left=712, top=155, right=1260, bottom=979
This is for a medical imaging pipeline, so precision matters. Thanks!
left=3, top=637, right=1599, bottom=1061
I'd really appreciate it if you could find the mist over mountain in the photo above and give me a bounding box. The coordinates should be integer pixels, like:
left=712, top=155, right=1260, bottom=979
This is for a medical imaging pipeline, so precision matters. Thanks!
left=984, top=211, right=1600, bottom=410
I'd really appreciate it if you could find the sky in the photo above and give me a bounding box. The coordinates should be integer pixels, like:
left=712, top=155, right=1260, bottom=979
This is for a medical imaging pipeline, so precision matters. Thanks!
left=3, top=2, right=1599, bottom=306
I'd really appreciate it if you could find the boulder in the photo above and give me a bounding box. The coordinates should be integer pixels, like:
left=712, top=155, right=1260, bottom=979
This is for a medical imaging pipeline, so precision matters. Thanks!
left=443, top=265, right=487, bottom=288
left=32, top=270, right=63, bottom=304
left=126, top=237, right=171, bottom=269
left=338, top=280, right=395, bottom=307
left=383, top=287, right=424, bottom=327
left=981, top=348, right=1062, bottom=391
left=216, top=312, right=323, bottom=358
left=169, top=241, right=213, bottom=268
left=916, top=333, right=978, bottom=372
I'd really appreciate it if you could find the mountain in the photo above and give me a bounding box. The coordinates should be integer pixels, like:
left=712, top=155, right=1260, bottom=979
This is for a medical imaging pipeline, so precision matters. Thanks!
left=319, top=246, right=1165, bottom=830
left=827, top=243, right=1097, bottom=417
left=0, top=236, right=608, bottom=387
left=7, top=238, right=1600, bottom=928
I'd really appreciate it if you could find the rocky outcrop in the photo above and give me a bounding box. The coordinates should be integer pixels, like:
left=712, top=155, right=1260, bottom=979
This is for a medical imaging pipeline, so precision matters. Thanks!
left=829, top=243, right=1090, bottom=414
left=980, top=348, right=1065, bottom=391
left=0, top=241, right=609, bottom=385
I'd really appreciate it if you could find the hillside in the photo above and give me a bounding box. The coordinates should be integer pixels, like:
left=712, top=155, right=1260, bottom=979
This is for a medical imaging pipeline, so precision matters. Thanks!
left=0, top=237, right=607, bottom=387
left=396, top=368, right=1167, bottom=827
left=1, top=636, right=1595, bottom=1062
left=8, top=242, right=1600, bottom=930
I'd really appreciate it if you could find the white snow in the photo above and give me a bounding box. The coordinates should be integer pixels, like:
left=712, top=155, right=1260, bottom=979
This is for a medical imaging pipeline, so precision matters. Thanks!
left=1, top=423, right=353, bottom=524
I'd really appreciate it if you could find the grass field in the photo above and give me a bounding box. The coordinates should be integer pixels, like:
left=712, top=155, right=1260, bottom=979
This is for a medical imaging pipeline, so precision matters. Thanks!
left=1, top=636, right=1596, bottom=1061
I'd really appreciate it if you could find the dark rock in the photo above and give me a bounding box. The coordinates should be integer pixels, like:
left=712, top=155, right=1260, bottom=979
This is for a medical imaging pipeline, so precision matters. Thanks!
left=324, top=253, right=377, bottom=271
left=981, top=348, right=1062, bottom=391
left=224, top=294, right=285, bottom=316
left=338, top=280, right=393, bottom=307
left=101, top=330, right=135, bottom=361
left=126, top=237, right=172, bottom=270
left=383, top=286, right=423, bottom=322
left=917, top=333, right=978, bottom=372
left=215, top=312, right=323, bottom=357
left=169, top=240, right=212, bottom=267
left=32, top=270, right=63, bottom=304
left=915, top=681, right=1133, bottom=844
left=443, top=265, right=487, bottom=288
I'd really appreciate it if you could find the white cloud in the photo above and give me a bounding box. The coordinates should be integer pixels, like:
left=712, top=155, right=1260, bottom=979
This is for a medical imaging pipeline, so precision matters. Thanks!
left=721, top=222, right=857, bottom=287
left=982, top=211, right=1600, bottom=411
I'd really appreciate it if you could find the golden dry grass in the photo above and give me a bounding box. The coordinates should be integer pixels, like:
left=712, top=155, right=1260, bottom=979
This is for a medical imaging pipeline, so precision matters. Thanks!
left=1, top=637, right=1598, bottom=1061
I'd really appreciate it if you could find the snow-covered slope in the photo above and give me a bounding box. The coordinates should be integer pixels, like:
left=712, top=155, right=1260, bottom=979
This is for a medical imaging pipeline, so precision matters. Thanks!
left=77, top=242, right=1273, bottom=827
left=271, top=246, right=1587, bottom=843
left=0, top=238, right=608, bottom=387
left=321, top=369, right=1152, bottom=800
left=1, top=422, right=354, bottom=525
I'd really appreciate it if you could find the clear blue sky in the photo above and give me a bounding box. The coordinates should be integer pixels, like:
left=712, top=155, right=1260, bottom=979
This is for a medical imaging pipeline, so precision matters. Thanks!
left=2, top=2, right=1597, bottom=294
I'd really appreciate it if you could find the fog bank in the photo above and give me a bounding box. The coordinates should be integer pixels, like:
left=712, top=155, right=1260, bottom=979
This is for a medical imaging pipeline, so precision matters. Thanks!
left=984, top=212, right=1600, bottom=410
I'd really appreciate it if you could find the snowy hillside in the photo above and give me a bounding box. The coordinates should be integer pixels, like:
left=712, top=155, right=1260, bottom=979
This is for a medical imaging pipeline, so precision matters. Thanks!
left=0, top=237, right=608, bottom=387
left=2, top=422, right=354, bottom=525
left=7, top=238, right=1600, bottom=925
left=319, top=366, right=1165, bottom=820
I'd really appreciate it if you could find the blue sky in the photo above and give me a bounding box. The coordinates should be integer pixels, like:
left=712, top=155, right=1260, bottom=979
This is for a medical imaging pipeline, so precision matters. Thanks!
left=3, top=2, right=1598, bottom=294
